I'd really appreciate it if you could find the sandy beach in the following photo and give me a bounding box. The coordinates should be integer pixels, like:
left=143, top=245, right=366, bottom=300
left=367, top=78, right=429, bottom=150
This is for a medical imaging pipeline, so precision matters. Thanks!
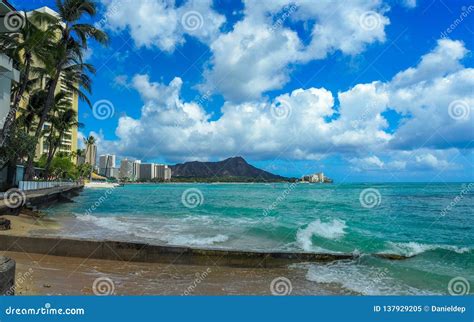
left=0, top=213, right=348, bottom=295
left=0, top=214, right=61, bottom=237
left=3, top=250, right=348, bottom=295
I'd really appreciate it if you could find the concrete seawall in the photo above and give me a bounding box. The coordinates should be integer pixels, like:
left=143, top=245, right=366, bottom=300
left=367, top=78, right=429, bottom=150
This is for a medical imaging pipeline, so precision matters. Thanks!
left=0, top=235, right=410, bottom=268
left=0, top=235, right=358, bottom=268
left=0, top=185, right=83, bottom=215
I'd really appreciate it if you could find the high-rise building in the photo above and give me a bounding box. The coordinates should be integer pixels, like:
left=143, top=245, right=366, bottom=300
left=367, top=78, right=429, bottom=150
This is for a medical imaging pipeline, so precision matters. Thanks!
left=85, top=144, right=97, bottom=167
left=302, top=172, right=325, bottom=183
left=132, top=160, right=141, bottom=181
left=22, top=7, right=79, bottom=163
left=99, top=154, right=116, bottom=176
left=164, top=167, right=172, bottom=181
left=0, top=1, right=20, bottom=132
left=119, top=159, right=133, bottom=179
left=154, top=164, right=172, bottom=181
left=139, top=163, right=155, bottom=181
left=109, top=167, right=120, bottom=179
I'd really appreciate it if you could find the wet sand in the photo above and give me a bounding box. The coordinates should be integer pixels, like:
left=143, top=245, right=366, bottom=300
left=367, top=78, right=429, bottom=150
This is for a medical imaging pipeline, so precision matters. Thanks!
left=2, top=251, right=348, bottom=295
left=0, top=214, right=350, bottom=295
left=0, top=214, right=61, bottom=237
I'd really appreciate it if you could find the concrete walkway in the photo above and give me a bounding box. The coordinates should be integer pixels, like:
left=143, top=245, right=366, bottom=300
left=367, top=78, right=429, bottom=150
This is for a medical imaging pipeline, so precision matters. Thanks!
left=0, top=185, right=83, bottom=214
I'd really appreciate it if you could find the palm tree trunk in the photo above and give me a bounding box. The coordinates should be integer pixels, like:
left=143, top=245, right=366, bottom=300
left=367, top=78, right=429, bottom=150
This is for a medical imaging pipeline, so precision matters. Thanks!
left=5, top=159, right=17, bottom=189
left=24, top=70, right=61, bottom=180
left=43, top=138, right=56, bottom=179
left=43, top=120, right=59, bottom=178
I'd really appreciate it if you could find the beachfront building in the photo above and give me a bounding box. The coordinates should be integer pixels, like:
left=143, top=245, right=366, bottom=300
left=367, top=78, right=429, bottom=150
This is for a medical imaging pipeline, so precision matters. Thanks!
left=119, top=159, right=133, bottom=179
left=132, top=160, right=141, bottom=181
left=0, top=1, right=20, bottom=131
left=22, top=7, right=79, bottom=163
left=164, top=167, right=172, bottom=181
left=85, top=143, right=97, bottom=167
left=302, top=172, right=326, bottom=183
left=109, top=167, right=120, bottom=179
left=0, top=1, right=20, bottom=187
left=99, top=154, right=116, bottom=177
left=154, top=164, right=172, bottom=181
left=139, top=163, right=156, bottom=181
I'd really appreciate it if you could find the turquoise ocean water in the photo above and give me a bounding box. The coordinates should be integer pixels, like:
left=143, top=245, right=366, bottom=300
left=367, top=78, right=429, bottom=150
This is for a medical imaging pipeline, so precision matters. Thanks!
left=44, top=183, right=473, bottom=295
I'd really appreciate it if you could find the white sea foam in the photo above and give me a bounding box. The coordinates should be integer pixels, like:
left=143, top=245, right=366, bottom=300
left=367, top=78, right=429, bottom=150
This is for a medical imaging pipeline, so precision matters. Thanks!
left=296, top=219, right=347, bottom=251
left=386, top=242, right=471, bottom=257
left=76, top=214, right=132, bottom=232
left=74, top=214, right=229, bottom=247
left=303, top=261, right=436, bottom=295
left=165, top=234, right=229, bottom=246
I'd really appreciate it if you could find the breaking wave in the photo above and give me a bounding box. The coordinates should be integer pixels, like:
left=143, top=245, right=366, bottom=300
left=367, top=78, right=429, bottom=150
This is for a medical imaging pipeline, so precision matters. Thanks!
left=296, top=219, right=347, bottom=251
left=385, top=242, right=471, bottom=257
left=75, top=214, right=229, bottom=247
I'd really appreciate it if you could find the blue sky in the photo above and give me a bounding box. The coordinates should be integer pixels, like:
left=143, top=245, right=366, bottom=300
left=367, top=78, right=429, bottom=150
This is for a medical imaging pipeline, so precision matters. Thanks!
left=11, top=0, right=474, bottom=181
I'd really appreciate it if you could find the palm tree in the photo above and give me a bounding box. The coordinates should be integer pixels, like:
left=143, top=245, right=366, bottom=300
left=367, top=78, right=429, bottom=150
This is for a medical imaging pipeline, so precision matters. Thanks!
left=44, top=104, right=83, bottom=178
left=0, top=14, right=53, bottom=147
left=16, top=89, right=48, bottom=133
left=24, top=0, right=108, bottom=180
left=83, top=135, right=95, bottom=161
left=83, top=135, right=96, bottom=180
left=74, top=148, right=85, bottom=163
